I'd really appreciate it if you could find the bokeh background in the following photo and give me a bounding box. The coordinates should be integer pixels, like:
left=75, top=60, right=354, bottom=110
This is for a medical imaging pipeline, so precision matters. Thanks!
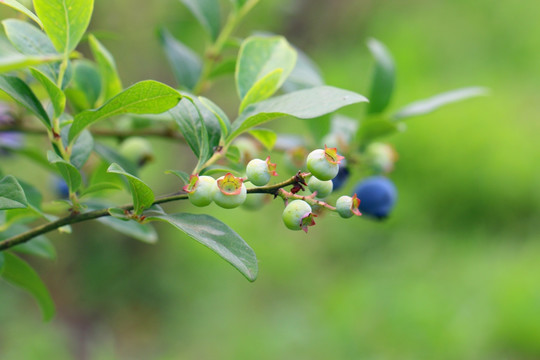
left=1, top=0, right=540, bottom=359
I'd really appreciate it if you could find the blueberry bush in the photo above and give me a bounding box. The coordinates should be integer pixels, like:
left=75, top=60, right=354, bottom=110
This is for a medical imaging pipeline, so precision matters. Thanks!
left=0, top=0, right=485, bottom=320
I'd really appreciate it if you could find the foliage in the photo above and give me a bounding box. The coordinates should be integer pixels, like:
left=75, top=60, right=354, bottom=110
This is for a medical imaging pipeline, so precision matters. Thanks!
left=0, top=0, right=484, bottom=320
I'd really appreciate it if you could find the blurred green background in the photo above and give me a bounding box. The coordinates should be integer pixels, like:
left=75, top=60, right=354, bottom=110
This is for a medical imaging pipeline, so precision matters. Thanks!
left=2, top=0, right=540, bottom=359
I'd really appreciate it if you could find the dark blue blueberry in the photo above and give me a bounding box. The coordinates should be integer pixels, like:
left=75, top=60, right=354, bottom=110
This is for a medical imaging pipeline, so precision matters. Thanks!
left=353, top=176, right=397, bottom=219
left=53, top=177, right=70, bottom=199
left=331, top=165, right=350, bottom=191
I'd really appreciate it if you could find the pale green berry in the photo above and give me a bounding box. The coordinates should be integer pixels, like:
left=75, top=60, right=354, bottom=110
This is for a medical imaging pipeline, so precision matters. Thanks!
left=213, top=173, right=247, bottom=209
left=307, top=176, right=333, bottom=198
left=306, top=146, right=345, bottom=181
left=242, top=183, right=267, bottom=210
left=119, top=137, right=153, bottom=166
left=246, top=156, right=277, bottom=186
left=183, top=175, right=216, bottom=207
left=336, top=194, right=362, bottom=218
left=282, top=200, right=316, bottom=232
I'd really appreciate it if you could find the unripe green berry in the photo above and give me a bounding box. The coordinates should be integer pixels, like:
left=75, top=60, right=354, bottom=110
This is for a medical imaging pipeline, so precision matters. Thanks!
left=119, top=137, right=153, bottom=167
left=183, top=175, right=216, bottom=207
left=282, top=200, right=316, bottom=233
left=336, top=194, right=362, bottom=218
left=307, top=176, right=333, bottom=198
left=306, top=146, right=345, bottom=181
left=246, top=157, right=277, bottom=186
left=214, top=173, right=247, bottom=209
left=242, top=183, right=267, bottom=210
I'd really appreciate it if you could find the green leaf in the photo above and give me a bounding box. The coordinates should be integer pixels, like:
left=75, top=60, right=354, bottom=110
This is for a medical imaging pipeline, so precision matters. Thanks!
left=30, top=68, right=65, bottom=118
left=69, top=80, right=181, bottom=143
left=158, top=28, right=202, bottom=90
left=392, top=87, right=489, bottom=120
left=107, top=163, right=154, bottom=215
left=0, top=0, right=43, bottom=28
left=0, top=75, right=50, bottom=129
left=236, top=36, right=297, bottom=108
left=227, top=86, right=368, bottom=142
left=0, top=175, right=28, bottom=210
left=200, top=166, right=242, bottom=177
left=366, top=38, right=395, bottom=115
left=2, top=19, right=62, bottom=83
left=199, top=96, right=230, bottom=138
left=1, top=252, right=55, bottom=321
left=0, top=253, right=4, bottom=276
left=0, top=54, right=63, bottom=74
left=282, top=48, right=324, bottom=92
left=180, top=0, right=220, bottom=41
left=357, top=117, right=399, bottom=142
left=249, top=128, right=277, bottom=150
left=47, top=151, right=82, bottom=193
left=209, top=58, right=236, bottom=79
left=1, top=226, right=56, bottom=259
left=62, top=126, right=93, bottom=169
left=145, top=211, right=258, bottom=281
left=33, top=0, right=94, bottom=54
left=88, top=34, right=122, bottom=103
left=165, top=170, right=191, bottom=185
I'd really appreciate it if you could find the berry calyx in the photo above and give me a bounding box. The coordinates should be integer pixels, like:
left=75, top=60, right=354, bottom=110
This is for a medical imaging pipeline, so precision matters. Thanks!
left=307, top=176, right=333, bottom=198
left=353, top=176, right=397, bottom=219
left=213, top=173, right=247, bottom=209
left=183, top=174, right=216, bottom=207
left=306, top=145, right=345, bottom=181
left=246, top=156, right=277, bottom=186
left=282, top=200, right=317, bottom=233
left=336, top=194, right=362, bottom=218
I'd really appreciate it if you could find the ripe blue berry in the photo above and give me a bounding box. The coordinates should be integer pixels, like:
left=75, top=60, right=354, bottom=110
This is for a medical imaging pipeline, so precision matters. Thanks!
left=336, top=194, right=362, bottom=218
left=282, top=200, right=316, bottom=232
left=53, top=177, right=70, bottom=199
left=353, top=176, right=397, bottom=219
left=331, top=164, right=350, bottom=191
left=119, top=137, right=153, bottom=167
left=246, top=156, right=277, bottom=186
left=213, top=173, right=247, bottom=209
left=183, top=175, right=216, bottom=207
left=306, top=146, right=344, bottom=181
left=307, top=176, right=333, bottom=198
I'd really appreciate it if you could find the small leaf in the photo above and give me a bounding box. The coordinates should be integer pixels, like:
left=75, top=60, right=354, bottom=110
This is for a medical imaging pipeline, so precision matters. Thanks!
left=64, top=60, right=102, bottom=112
left=66, top=127, right=94, bottom=169
left=0, top=54, right=63, bottom=74
left=0, top=75, right=50, bottom=129
left=209, top=58, right=236, bottom=79
left=0, top=175, right=28, bottom=210
left=158, top=28, right=202, bottom=90
left=1, top=252, right=55, bottom=321
left=239, top=68, right=283, bottom=114
left=30, top=68, right=66, bottom=118
left=47, top=151, right=82, bottom=193
left=145, top=211, right=258, bottom=281
left=107, top=163, right=154, bottom=215
left=165, top=170, right=191, bottom=185
left=199, top=96, right=230, bottom=138
left=69, top=80, right=181, bottom=142
left=13, top=236, right=56, bottom=259
left=88, top=34, right=123, bottom=102
left=79, top=182, right=122, bottom=198
left=33, top=0, right=94, bottom=54
left=93, top=142, right=138, bottom=176
left=236, top=36, right=297, bottom=107
left=2, top=19, right=62, bottom=83
left=392, top=87, right=489, bottom=120
left=366, top=38, right=395, bottom=115
left=180, top=0, right=221, bottom=41
left=227, top=86, right=368, bottom=142
left=249, top=128, right=277, bottom=150
left=0, top=0, right=43, bottom=28
left=200, top=166, right=242, bottom=177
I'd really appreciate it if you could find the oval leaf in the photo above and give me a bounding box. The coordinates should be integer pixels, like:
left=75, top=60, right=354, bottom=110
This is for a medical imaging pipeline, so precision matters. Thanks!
left=47, top=151, right=82, bottom=193
left=0, top=0, right=43, bottom=28
left=69, top=80, right=182, bottom=142
left=392, top=87, right=489, bottom=120
left=145, top=211, right=258, bottom=281
left=107, top=163, right=154, bottom=215
left=227, top=86, right=368, bottom=142
left=33, top=0, right=94, bottom=54
left=30, top=67, right=66, bottom=118
left=1, top=252, right=55, bottom=321
left=88, top=34, right=123, bottom=103
left=235, top=36, right=297, bottom=105
left=0, top=175, right=28, bottom=210
left=366, top=38, right=395, bottom=115
left=180, top=0, right=221, bottom=41
left=0, top=54, right=62, bottom=74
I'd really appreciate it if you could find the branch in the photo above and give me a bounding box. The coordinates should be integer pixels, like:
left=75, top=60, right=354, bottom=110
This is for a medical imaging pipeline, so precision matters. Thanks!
left=0, top=173, right=307, bottom=252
